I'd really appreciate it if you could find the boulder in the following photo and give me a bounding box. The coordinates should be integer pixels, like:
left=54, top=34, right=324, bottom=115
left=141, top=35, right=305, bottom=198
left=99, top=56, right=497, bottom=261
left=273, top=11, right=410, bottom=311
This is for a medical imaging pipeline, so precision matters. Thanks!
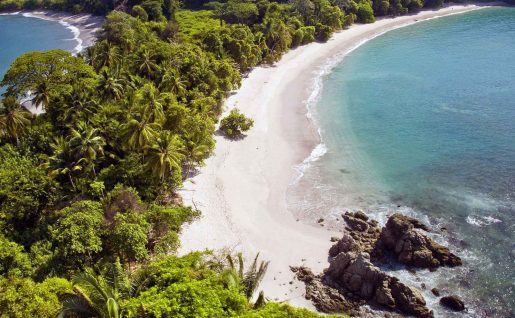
left=378, top=214, right=462, bottom=269
left=440, top=295, right=465, bottom=311
left=329, top=233, right=360, bottom=257
left=325, top=252, right=433, bottom=318
left=292, top=266, right=360, bottom=313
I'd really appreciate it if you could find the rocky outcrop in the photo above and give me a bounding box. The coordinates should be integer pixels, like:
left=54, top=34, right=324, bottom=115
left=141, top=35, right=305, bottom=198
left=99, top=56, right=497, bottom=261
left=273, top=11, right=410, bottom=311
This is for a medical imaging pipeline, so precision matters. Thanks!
left=440, top=295, right=465, bottom=311
left=292, top=266, right=362, bottom=313
left=295, top=212, right=463, bottom=317
left=377, top=214, right=462, bottom=269
left=325, top=252, right=433, bottom=318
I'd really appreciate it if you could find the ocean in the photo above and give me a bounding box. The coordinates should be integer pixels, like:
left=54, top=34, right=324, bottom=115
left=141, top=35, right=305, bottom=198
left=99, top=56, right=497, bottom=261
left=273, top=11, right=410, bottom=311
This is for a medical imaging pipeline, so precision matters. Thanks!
left=0, top=13, right=76, bottom=91
left=288, top=7, right=515, bottom=317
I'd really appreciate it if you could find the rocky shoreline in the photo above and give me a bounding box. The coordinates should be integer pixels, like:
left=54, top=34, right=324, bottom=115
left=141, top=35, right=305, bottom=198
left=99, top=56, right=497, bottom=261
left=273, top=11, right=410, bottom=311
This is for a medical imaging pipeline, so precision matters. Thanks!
left=292, top=212, right=466, bottom=317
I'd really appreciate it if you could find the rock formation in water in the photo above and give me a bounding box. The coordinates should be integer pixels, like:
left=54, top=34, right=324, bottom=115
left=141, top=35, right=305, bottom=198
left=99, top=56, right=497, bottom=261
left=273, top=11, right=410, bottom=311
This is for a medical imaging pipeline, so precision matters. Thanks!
left=440, top=295, right=465, bottom=311
left=376, top=214, right=462, bottom=269
left=293, top=212, right=464, bottom=317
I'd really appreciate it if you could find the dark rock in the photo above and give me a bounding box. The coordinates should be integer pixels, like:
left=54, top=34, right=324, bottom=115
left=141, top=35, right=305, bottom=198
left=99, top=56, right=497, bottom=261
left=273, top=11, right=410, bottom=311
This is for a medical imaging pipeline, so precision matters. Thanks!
left=440, top=295, right=465, bottom=311
left=329, top=233, right=360, bottom=257
left=377, top=214, right=461, bottom=269
left=332, top=212, right=382, bottom=257
left=325, top=252, right=433, bottom=318
left=431, top=288, right=440, bottom=297
left=293, top=266, right=360, bottom=313
left=330, top=236, right=340, bottom=242
left=317, top=218, right=324, bottom=223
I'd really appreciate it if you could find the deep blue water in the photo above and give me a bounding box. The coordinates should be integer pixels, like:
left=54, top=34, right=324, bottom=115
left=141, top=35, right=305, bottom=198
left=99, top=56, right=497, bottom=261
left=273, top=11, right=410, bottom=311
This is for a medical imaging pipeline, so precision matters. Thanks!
left=0, top=14, right=75, bottom=91
left=291, top=7, right=515, bottom=317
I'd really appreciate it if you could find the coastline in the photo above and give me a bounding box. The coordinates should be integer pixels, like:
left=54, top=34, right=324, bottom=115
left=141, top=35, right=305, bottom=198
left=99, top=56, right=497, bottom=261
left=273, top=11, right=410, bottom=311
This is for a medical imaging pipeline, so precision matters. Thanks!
left=178, top=3, right=494, bottom=309
left=0, top=10, right=104, bottom=53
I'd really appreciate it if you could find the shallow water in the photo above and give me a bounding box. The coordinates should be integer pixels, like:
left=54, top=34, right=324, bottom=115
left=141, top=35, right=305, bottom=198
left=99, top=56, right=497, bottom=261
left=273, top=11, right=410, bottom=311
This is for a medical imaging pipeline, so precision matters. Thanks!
left=0, top=14, right=75, bottom=91
left=289, top=7, right=515, bottom=317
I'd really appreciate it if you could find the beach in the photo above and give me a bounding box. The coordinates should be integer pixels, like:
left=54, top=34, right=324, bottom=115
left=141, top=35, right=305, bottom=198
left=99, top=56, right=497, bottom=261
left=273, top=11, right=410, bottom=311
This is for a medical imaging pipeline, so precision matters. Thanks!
left=178, top=3, right=491, bottom=308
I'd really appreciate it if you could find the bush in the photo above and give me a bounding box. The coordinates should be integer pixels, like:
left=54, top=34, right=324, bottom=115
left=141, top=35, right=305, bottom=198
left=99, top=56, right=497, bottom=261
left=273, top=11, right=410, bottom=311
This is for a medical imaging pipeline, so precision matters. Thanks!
left=316, top=23, right=332, bottom=42
left=357, top=2, right=375, bottom=23
left=220, top=108, right=254, bottom=138
left=132, top=4, right=149, bottom=21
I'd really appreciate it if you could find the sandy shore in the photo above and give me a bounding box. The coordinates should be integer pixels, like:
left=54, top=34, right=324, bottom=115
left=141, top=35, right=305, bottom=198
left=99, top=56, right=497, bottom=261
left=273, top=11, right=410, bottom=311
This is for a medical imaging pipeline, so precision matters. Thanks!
left=13, top=10, right=104, bottom=53
left=178, top=3, right=491, bottom=308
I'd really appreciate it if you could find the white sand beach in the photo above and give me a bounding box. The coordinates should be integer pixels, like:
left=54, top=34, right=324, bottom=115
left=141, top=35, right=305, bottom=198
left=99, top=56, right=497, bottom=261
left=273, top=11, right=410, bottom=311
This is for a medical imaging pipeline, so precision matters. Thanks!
left=178, top=3, right=490, bottom=308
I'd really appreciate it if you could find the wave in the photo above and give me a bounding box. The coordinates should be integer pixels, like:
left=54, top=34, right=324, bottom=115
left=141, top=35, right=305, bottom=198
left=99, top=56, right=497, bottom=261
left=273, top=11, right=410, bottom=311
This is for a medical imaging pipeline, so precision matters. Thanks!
left=466, top=215, right=502, bottom=227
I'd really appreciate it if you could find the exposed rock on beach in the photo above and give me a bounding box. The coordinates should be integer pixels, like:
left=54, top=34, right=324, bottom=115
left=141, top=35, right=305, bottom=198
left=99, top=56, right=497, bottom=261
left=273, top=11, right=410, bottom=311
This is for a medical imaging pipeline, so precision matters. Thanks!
left=293, top=212, right=464, bottom=317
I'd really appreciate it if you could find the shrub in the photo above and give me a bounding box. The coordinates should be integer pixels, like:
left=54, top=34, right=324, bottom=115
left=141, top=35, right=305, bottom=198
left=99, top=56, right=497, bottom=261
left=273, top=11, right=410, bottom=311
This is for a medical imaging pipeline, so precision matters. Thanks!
left=132, top=5, right=149, bottom=21
left=220, top=108, right=254, bottom=138
left=357, top=2, right=375, bottom=23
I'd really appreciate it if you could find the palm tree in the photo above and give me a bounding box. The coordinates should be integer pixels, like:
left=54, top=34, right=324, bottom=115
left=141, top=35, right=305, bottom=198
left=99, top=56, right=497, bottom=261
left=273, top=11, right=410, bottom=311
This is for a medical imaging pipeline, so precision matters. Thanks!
left=146, top=131, right=184, bottom=182
left=0, top=96, right=32, bottom=144
left=58, top=265, right=127, bottom=318
left=138, top=84, right=165, bottom=124
left=93, top=41, right=121, bottom=70
left=31, top=80, right=52, bottom=111
left=43, top=136, right=83, bottom=190
left=62, top=87, right=98, bottom=123
left=182, top=129, right=213, bottom=178
left=97, top=68, right=125, bottom=101
left=158, top=68, right=187, bottom=98
left=137, top=49, right=159, bottom=79
left=222, top=252, right=269, bottom=306
left=121, top=114, right=160, bottom=152
left=69, top=121, right=106, bottom=177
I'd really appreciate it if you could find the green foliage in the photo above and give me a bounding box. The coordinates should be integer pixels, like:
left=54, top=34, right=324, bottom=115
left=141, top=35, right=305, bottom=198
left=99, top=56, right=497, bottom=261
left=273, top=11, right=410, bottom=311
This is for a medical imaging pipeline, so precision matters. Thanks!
left=0, top=50, right=95, bottom=106
left=223, top=253, right=270, bottom=301
left=132, top=5, right=149, bottom=21
left=239, top=302, right=343, bottom=317
left=0, top=145, right=58, bottom=241
left=176, top=9, right=221, bottom=41
left=220, top=108, right=254, bottom=138
left=59, top=263, right=128, bottom=318
left=125, top=253, right=248, bottom=317
left=109, top=212, right=151, bottom=262
left=0, top=276, right=72, bottom=318
left=356, top=2, right=375, bottom=23
left=49, top=200, right=104, bottom=262
left=0, top=235, right=33, bottom=277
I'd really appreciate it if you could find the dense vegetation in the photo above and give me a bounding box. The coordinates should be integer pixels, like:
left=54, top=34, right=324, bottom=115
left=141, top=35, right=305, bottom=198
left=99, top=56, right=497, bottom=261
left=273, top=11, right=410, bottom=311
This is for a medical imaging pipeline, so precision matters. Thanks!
left=0, top=0, right=457, bottom=316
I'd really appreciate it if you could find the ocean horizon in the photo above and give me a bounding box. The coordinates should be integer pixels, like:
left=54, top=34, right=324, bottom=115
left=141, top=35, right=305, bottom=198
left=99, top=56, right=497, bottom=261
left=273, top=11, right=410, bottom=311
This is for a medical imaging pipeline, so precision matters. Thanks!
left=289, top=7, right=515, bottom=317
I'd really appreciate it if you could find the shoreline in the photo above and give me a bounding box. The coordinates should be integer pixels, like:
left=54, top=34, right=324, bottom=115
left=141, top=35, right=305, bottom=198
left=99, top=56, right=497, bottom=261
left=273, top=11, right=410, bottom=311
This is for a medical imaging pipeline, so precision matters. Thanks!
left=0, top=10, right=104, bottom=53
left=178, top=3, right=496, bottom=309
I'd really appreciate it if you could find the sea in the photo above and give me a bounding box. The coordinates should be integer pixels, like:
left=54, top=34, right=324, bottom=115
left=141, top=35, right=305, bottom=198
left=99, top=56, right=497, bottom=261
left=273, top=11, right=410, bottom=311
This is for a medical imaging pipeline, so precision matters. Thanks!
left=0, top=13, right=77, bottom=92
left=288, top=7, right=515, bottom=317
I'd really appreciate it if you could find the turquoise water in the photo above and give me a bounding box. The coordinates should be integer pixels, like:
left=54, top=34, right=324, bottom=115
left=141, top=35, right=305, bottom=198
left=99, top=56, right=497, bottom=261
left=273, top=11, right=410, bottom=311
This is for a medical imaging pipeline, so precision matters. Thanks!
left=291, top=7, right=515, bottom=317
left=0, top=14, right=76, bottom=91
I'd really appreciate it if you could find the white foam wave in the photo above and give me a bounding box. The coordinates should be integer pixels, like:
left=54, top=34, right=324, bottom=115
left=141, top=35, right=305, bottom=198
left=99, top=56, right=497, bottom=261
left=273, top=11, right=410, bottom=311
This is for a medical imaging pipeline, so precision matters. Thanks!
left=291, top=142, right=327, bottom=185
left=19, top=12, right=83, bottom=54
left=466, top=215, right=502, bottom=227
left=0, top=11, right=21, bottom=15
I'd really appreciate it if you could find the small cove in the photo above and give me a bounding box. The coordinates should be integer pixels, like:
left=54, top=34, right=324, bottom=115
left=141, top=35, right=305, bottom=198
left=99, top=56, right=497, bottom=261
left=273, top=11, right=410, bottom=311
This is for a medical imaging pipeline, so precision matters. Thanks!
left=288, top=7, right=515, bottom=317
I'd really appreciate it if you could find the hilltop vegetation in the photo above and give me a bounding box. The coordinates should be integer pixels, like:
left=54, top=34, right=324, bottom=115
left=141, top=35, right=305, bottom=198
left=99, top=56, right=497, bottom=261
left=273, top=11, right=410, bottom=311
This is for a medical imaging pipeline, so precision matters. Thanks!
left=0, top=0, right=451, bottom=316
